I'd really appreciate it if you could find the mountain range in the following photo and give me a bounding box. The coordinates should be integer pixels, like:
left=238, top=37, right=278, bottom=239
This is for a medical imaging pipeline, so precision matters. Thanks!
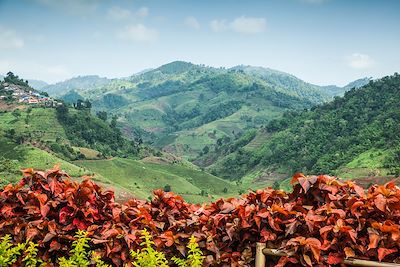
left=41, top=61, right=370, bottom=159
left=2, top=64, right=396, bottom=203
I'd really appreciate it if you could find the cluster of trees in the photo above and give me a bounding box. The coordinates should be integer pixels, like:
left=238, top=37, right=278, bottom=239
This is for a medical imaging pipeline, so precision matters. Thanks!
left=2, top=71, right=29, bottom=86
left=210, top=74, right=400, bottom=178
left=56, top=105, right=141, bottom=157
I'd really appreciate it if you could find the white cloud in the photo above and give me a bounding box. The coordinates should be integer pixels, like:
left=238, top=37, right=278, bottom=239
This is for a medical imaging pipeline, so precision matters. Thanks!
left=107, top=6, right=148, bottom=21
left=210, top=16, right=266, bottom=34
left=184, top=16, right=200, bottom=30
left=230, top=16, right=266, bottom=34
left=0, top=27, right=24, bottom=49
left=116, top=24, right=158, bottom=42
left=210, top=19, right=228, bottom=32
left=347, top=53, right=375, bottom=69
left=136, top=7, right=149, bottom=18
left=108, top=6, right=131, bottom=20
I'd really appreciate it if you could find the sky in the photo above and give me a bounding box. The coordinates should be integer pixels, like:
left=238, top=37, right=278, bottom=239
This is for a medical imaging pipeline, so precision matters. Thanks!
left=0, top=0, right=399, bottom=85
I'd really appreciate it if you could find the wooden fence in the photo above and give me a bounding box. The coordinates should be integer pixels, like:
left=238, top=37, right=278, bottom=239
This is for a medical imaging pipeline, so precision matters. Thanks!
left=255, top=243, right=400, bottom=267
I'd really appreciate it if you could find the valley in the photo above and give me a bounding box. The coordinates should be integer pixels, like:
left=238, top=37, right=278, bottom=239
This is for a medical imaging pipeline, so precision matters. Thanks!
left=43, top=61, right=369, bottom=159
left=0, top=66, right=398, bottom=204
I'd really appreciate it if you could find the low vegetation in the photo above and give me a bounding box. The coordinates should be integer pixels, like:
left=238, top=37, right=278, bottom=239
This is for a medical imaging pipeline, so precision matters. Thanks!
left=1, top=167, right=399, bottom=266
left=0, top=230, right=203, bottom=267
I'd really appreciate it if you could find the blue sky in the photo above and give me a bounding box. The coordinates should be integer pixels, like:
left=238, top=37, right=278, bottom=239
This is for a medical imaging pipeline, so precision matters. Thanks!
left=0, top=0, right=399, bottom=85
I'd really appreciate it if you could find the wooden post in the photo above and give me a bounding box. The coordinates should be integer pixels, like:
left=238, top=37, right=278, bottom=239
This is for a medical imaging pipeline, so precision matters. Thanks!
left=255, top=242, right=267, bottom=267
left=260, top=246, right=400, bottom=267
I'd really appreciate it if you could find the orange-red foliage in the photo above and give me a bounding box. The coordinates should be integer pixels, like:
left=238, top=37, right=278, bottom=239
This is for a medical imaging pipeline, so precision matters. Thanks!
left=0, top=168, right=399, bottom=266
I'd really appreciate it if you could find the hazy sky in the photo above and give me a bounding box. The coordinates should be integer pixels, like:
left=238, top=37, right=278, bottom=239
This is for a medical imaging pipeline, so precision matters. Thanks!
left=0, top=0, right=399, bottom=85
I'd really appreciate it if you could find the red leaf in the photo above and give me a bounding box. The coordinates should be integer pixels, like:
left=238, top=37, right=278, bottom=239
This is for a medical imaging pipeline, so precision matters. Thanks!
left=374, top=194, right=387, bottom=212
left=160, top=231, right=174, bottom=247
left=327, top=253, right=343, bottom=265
left=368, top=228, right=381, bottom=250
left=378, top=248, right=397, bottom=262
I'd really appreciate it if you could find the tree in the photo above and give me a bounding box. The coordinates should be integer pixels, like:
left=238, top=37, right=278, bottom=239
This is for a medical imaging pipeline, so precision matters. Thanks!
left=110, top=115, right=118, bottom=128
left=163, top=184, right=171, bottom=192
left=5, top=129, right=15, bottom=138
left=272, top=181, right=280, bottom=190
left=84, top=99, right=92, bottom=109
left=202, top=145, right=209, bottom=154
left=96, top=111, right=108, bottom=122
left=76, top=99, right=84, bottom=109
left=11, top=109, right=21, bottom=119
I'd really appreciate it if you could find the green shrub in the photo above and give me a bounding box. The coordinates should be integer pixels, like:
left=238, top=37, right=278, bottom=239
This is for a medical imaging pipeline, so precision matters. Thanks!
left=0, top=235, right=25, bottom=267
left=23, top=242, right=45, bottom=267
left=0, top=230, right=204, bottom=267
left=59, top=230, right=91, bottom=267
left=130, top=229, right=169, bottom=267
left=171, top=236, right=204, bottom=267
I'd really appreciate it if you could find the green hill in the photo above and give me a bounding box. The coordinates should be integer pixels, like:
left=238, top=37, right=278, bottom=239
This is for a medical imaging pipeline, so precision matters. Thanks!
left=45, top=61, right=366, bottom=159
left=42, top=75, right=112, bottom=96
left=205, top=74, right=400, bottom=184
left=0, top=73, right=257, bottom=202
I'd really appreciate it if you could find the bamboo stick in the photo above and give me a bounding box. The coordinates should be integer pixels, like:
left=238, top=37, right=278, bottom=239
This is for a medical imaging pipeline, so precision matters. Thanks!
left=255, top=242, right=267, bottom=267
left=343, top=259, right=400, bottom=267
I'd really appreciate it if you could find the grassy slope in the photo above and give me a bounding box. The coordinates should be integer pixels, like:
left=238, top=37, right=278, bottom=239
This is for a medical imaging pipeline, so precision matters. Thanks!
left=336, top=148, right=391, bottom=179
left=0, top=108, right=67, bottom=142
left=0, top=107, right=248, bottom=203
left=75, top=157, right=240, bottom=203
left=0, top=137, right=86, bottom=182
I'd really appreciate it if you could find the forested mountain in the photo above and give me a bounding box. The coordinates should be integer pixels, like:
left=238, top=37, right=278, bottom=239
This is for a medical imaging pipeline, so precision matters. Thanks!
left=321, top=77, right=371, bottom=97
left=42, top=75, right=112, bottom=96
left=43, top=61, right=366, bottom=158
left=204, top=74, right=400, bottom=181
left=27, top=79, right=48, bottom=90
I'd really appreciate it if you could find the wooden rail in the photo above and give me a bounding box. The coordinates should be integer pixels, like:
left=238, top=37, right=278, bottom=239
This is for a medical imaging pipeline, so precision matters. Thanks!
left=255, top=243, right=400, bottom=267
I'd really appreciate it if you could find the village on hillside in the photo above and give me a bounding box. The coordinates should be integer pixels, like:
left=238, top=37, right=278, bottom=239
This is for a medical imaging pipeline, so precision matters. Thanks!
left=0, top=78, right=61, bottom=107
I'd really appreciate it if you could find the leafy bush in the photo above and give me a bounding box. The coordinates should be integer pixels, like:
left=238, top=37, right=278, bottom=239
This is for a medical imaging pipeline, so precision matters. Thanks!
left=0, top=229, right=202, bottom=267
left=0, top=235, right=25, bottom=266
left=171, top=236, right=204, bottom=267
left=59, top=230, right=91, bottom=267
left=130, top=229, right=169, bottom=267
left=1, top=167, right=400, bottom=266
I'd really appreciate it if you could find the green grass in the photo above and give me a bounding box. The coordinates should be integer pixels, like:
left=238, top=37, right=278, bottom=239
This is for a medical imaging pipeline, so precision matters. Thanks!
left=0, top=108, right=67, bottom=142
left=0, top=137, right=87, bottom=182
left=279, top=177, right=292, bottom=192
left=345, top=149, right=389, bottom=169
left=75, top=157, right=241, bottom=203
left=244, top=132, right=270, bottom=151
left=336, top=149, right=390, bottom=180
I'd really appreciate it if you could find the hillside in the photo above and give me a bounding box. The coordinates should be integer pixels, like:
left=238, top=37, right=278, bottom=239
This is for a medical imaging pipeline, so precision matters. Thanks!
left=27, top=79, right=48, bottom=90
left=75, top=157, right=242, bottom=203
left=0, top=106, right=242, bottom=202
left=1, top=72, right=257, bottom=202
left=42, top=75, right=112, bottom=96
left=321, top=77, right=371, bottom=97
left=45, top=61, right=366, bottom=159
left=204, top=74, right=400, bottom=183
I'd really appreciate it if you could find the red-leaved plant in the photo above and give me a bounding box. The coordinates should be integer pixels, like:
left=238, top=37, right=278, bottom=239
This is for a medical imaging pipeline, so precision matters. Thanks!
left=0, top=167, right=399, bottom=266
